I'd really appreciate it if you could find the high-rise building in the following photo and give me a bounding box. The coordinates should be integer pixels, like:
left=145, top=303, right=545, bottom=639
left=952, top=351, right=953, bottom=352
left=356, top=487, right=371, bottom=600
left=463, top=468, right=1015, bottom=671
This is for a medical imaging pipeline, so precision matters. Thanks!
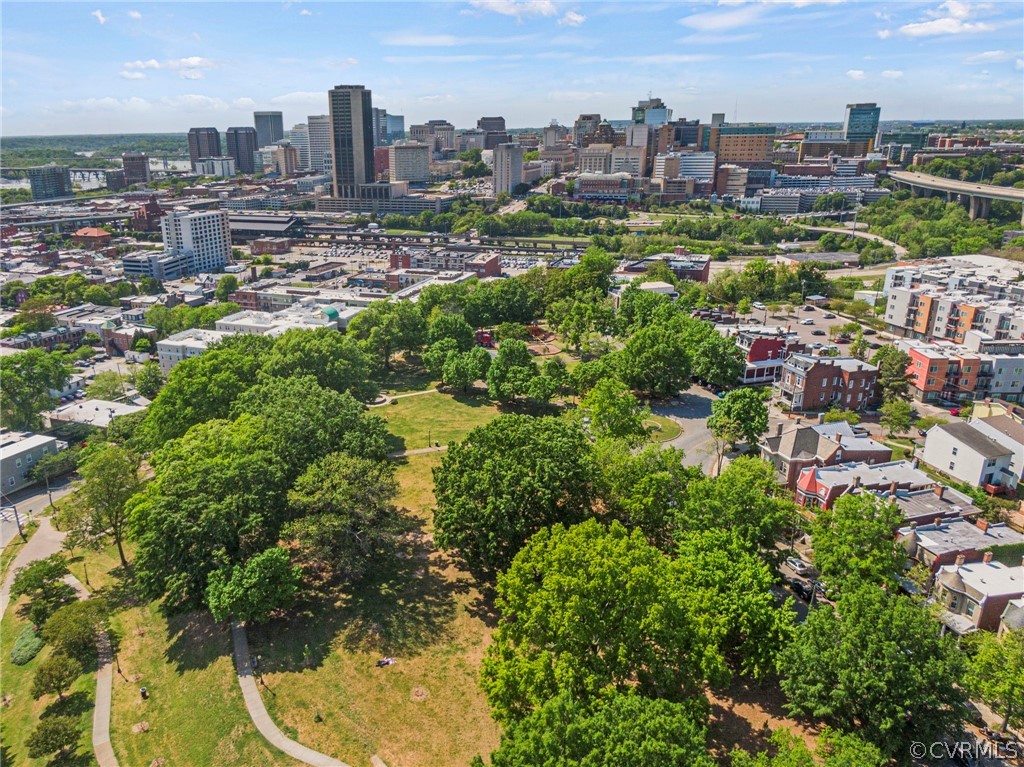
left=573, top=114, right=601, bottom=144
left=121, top=152, right=151, bottom=186
left=389, top=141, right=430, bottom=184
left=187, top=128, right=221, bottom=169
left=698, top=123, right=775, bottom=165
left=477, top=116, right=506, bottom=133
left=632, top=97, right=672, bottom=126
left=327, top=84, right=374, bottom=198
left=427, top=120, right=455, bottom=150
left=843, top=102, right=881, bottom=147
left=225, top=127, right=259, bottom=174
left=27, top=165, right=73, bottom=200
left=160, top=210, right=231, bottom=275
left=254, top=111, right=284, bottom=148
left=195, top=157, right=236, bottom=177
left=543, top=123, right=568, bottom=148
left=272, top=144, right=299, bottom=176
left=307, top=115, right=332, bottom=174
left=386, top=114, right=405, bottom=143
left=286, top=123, right=311, bottom=170
left=483, top=131, right=511, bottom=150
left=493, top=143, right=524, bottom=195
left=371, top=107, right=388, bottom=147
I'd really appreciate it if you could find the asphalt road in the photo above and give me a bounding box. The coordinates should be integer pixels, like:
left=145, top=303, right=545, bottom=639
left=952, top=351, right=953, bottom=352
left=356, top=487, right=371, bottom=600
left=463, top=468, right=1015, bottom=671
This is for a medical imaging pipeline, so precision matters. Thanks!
left=1, top=478, right=76, bottom=549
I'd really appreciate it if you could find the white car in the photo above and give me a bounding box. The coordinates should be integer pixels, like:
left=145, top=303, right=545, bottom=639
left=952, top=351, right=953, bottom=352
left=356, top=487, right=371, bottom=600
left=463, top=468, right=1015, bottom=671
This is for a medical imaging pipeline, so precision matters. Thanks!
left=785, top=557, right=811, bottom=576
left=800, top=319, right=814, bottom=325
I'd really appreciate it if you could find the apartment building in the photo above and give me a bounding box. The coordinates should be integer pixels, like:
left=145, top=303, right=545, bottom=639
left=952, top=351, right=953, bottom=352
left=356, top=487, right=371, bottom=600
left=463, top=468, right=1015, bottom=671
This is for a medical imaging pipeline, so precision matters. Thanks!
left=389, top=248, right=501, bottom=278
left=160, top=210, right=232, bottom=275
left=388, top=141, right=431, bottom=184
left=1, top=431, right=68, bottom=493
left=761, top=417, right=892, bottom=489
left=578, top=144, right=613, bottom=174
left=775, top=354, right=879, bottom=412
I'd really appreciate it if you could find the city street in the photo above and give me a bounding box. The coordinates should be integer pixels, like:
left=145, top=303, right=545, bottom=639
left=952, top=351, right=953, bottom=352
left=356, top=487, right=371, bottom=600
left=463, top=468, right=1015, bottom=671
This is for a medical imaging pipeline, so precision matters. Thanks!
left=1, top=477, right=76, bottom=549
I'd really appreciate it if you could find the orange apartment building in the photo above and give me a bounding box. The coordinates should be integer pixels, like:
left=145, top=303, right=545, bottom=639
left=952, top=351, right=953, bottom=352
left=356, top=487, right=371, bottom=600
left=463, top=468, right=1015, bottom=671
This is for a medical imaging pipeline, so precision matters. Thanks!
left=903, top=341, right=981, bottom=404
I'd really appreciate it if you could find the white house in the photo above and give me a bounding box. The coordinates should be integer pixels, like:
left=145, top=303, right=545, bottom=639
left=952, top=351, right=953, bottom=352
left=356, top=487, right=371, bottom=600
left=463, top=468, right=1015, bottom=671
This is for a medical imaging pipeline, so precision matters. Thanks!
left=970, top=414, right=1024, bottom=490
left=921, top=421, right=1014, bottom=490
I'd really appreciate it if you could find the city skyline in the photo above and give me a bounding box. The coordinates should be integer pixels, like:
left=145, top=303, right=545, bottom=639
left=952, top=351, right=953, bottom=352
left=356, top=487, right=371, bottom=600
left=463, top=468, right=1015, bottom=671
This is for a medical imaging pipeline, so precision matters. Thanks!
left=2, top=0, right=1023, bottom=136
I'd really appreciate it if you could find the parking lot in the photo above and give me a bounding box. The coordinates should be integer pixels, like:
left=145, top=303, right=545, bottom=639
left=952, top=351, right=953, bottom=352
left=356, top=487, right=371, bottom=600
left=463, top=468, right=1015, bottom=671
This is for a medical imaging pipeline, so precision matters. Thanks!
left=738, top=304, right=882, bottom=353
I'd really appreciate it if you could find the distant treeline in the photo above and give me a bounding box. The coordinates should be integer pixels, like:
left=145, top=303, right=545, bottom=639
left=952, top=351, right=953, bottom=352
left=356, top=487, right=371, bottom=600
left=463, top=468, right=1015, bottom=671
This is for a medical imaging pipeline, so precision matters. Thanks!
left=0, top=134, right=189, bottom=167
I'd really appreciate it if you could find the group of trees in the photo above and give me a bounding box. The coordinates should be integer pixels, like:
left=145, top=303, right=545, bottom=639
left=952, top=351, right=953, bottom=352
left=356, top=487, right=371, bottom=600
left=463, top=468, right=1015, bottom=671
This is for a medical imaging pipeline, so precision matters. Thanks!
left=919, top=152, right=1024, bottom=186
left=144, top=301, right=241, bottom=339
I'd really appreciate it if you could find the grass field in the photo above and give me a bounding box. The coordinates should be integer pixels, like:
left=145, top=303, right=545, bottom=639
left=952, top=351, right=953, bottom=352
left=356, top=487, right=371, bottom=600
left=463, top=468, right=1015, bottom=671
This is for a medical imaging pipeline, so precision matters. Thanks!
left=382, top=391, right=500, bottom=453
left=645, top=414, right=683, bottom=443
left=1, top=599, right=99, bottom=767
left=246, top=447, right=500, bottom=767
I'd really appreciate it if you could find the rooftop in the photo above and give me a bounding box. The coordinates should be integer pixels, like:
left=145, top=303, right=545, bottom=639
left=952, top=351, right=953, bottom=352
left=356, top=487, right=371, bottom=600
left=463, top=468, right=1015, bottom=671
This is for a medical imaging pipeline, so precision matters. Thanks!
left=929, top=421, right=1013, bottom=460
left=46, top=399, right=146, bottom=429
left=937, top=560, right=1024, bottom=600
left=899, top=518, right=1024, bottom=557
left=875, top=485, right=981, bottom=523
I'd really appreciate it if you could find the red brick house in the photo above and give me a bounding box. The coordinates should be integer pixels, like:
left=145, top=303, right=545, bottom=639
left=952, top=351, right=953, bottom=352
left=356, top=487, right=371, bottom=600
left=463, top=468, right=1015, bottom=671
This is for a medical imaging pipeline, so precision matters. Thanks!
left=775, top=353, right=879, bottom=412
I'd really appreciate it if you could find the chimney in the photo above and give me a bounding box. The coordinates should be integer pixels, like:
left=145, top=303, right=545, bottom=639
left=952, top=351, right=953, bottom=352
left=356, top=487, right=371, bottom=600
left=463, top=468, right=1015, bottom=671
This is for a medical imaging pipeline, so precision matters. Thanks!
left=796, top=417, right=802, bottom=425
left=852, top=475, right=861, bottom=488
left=982, top=551, right=993, bottom=563
left=935, top=516, right=944, bottom=527
left=836, top=433, right=843, bottom=445
left=818, top=413, right=825, bottom=425
left=977, top=519, right=990, bottom=533
left=776, top=423, right=784, bottom=437
left=955, top=554, right=966, bottom=567
left=909, top=521, right=917, bottom=529
left=934, top=485, right=945, bottom=498
left=889, top=480, right=898, bottom=495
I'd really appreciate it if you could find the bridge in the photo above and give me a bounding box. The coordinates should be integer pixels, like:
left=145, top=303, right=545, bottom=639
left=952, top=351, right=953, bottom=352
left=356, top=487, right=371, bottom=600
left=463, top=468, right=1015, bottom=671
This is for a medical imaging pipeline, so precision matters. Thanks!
left=888, top=170, right=1024, bottom=224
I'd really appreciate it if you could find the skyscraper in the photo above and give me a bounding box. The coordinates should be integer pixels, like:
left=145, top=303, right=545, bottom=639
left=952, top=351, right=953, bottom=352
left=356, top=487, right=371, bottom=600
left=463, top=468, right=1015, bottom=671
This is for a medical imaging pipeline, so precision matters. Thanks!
left=187, top=127, right=221, bottom=169
left=307, top=115, right=332, bottom=174
left=493, top=143, right=524, bottom=195
left=286, top=123, right=311, bottom=170
left=327, top=84, right=374, bottom=197
left=386, top=114, right=405, bottom=143
left=225, top=127, right=259, bottom=174
left=254, top=111, right=284, bottom=148
left=160, top=210, right=231, bottom=275
left=27, top=165, right=73, bottom=200
left=477, top=116, right=506, bottom=133
left=371, top=107, right=388, bottom=147
left=388, top=141, right=430, bottom=184
left=121, top=152, right=151, bottom=185
left=843, top=103, right=881, bottom=147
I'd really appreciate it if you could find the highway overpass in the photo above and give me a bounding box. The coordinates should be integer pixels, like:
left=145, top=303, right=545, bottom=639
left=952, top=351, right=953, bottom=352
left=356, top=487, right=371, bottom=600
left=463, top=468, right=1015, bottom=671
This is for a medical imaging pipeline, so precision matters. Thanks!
left=888, top=170, right=1024, bottom=224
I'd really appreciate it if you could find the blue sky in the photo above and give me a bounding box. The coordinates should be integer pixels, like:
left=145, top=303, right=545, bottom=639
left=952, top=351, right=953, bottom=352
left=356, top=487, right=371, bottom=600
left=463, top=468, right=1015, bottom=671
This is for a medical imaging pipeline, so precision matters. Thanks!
left=2, top=0, right=1022, bottom=135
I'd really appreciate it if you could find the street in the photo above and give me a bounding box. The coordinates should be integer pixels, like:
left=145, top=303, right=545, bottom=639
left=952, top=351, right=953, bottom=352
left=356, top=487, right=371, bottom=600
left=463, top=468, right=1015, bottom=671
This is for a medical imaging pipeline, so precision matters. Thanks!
left=1, top=478, right=76, bottom=549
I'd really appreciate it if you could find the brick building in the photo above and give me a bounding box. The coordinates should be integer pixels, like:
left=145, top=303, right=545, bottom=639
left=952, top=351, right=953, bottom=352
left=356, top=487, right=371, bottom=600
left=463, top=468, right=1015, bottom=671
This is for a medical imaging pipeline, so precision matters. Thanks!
left=388, top=248, right=500, bottom=278
left=761, top=418, right=892, bottom=489
left=775, top=354, right=879, bottom=412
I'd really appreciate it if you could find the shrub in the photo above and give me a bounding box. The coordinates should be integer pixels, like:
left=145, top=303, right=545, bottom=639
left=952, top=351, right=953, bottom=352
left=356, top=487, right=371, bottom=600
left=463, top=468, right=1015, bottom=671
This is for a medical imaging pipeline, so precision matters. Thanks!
left=10, top=625, right=44, bottom=665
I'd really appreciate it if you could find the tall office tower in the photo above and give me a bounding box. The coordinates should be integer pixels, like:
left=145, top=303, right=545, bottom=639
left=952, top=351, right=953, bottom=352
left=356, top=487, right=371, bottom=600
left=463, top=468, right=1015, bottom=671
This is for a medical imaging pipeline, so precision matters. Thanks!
left=543, top=123, right=567, bottom=148
left=160, top=210, right=231, bottom=275
left=477, top=116, right=506, bottom=133
left=427, top=120, right=455, bottom=150
left=121, top=152, right=151, bottom=185
left=225, top=127, right=259, bottom=174
left=286, top=123, right=311, bottom=169
left=371, top=107, right=389, bottom=146
left=254, top=111, right=284, bottom=148
left=493, top=143, right=524, bottom=195
left=187, top=127, right=221, bottom=169
left=631, top=97, right=672, bottom=126
left=386, top=114, right=405, bottom=143
left=573, top=113, right=601, bottom=144
left=388, top=141, right=430, bottom=184
left=273, top=144, right=299, bottom=176
left=327, top=84, right=374, bottom=197
left=307, top=115, right=332, bottom=173
left=27, top=165, right=73, bottom=200
left=843, top=102, right=881, bottom=148
left=409, top=124, right=431, bottom=144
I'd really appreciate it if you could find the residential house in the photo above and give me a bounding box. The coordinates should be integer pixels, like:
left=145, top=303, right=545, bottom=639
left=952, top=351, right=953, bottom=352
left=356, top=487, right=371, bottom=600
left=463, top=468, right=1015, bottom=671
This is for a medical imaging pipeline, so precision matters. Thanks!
left=0, top=431, right=68, bottom=494
left=920, top=421, right=1014, bottom=492
left=761, top=417, right=892, bottom=489
left=795, top=459, right=933, bottom=510
left=970, top=413, right=1024, bottom=490
left=775, top=354, right=878, bottom=412
left=898, top=517, right=1024, bottom=573
left=875, top=484, right=982, bottom=526
left=934, top=556, right=1024, bottom=634
left=1000, top=598, right=1024, bottom=635
left=723, top=326, right=804, bottom=386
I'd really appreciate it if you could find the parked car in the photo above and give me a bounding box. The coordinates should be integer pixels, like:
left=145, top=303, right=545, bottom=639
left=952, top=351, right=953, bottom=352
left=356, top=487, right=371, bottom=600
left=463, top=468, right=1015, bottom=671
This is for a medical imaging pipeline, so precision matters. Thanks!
left=950, top=407, right=961, bottom=417
left=862, top=328, right=876, bottom=335
left=785, top=557, right=811, bottom=576
left=788, top=578, right=813, bottom=601
left=803, top=305, right=816, bottom=312
left=811, top=329, right=826, bottom=336
left=752, top=301, right=766, bottom=311
left=822, top=312, right=836, bottom=319
left=800, top=319, right=814, bottom=325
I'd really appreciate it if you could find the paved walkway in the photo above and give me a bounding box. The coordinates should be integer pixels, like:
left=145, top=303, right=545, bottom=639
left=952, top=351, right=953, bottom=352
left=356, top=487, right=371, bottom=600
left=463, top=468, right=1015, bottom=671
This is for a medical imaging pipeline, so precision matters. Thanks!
left=387, top=445, right=448, bottom=459
left=230, top=621, right=351, bottom=767
left=370, top=388, right=440, bottom=408
left=0, top=516, right=64, bottom=616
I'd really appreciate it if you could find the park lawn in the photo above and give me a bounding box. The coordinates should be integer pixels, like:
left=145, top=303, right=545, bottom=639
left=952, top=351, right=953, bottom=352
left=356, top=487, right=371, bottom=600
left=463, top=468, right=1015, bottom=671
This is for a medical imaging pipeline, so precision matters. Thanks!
left=107, top=602, right=295, bottom=767
left=248, top=499, right=500, bottom=767
left=382, top=391, right=500, bottom=453
left=645, top=414, right=683, bottom=443
left=1, top=599, right=99, bottom=767
left=393, top=453, right=445, bottom=528
left=377, top=361, right=438, bottom=396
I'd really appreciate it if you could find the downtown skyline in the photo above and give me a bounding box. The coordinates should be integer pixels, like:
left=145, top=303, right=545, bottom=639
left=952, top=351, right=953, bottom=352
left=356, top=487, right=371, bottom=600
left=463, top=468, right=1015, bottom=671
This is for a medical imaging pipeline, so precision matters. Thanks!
left=2, top=0, right=1023, bottom=136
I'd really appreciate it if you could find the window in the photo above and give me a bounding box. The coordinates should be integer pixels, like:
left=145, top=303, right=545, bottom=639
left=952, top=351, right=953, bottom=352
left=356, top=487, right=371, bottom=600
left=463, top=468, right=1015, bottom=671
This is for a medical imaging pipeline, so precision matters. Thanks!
left=949, top=462, right=956, bottom=471
left=15, top=458, right=22, bottom=467
left=965, top=601, right=976, bottom=618
left=949, top=594, right=960, bottom=611
left=26, top=455, right=33, bottom=464
left=952, top=447, right=958, bottom=456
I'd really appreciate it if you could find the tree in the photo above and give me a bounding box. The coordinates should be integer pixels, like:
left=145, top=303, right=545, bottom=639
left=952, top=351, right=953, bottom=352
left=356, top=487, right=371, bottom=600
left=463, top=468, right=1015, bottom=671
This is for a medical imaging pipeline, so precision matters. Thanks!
left=422, top=337, right=461, bottom=378
left=31, top=653, right=83, bottom=701
left=732, top=727, right=886, bottom=767
left=261, top=328, right=377, bottom=401
left=441, top=346, right=491, bottom=392
left=736, top=297, right=753, bottom=315
left=0, top=348, right=73, bottom=430
left=284, top=453, right=402, bottom=583
left=206, top=547, right=301, bottom=623
left=26, top=716, right=80, bottom=760
left=481, top=520, right=715, bottom=724
left=965, top=628, right=1024, bottom=732
left=871, top=345, right=913, bottom=402
left=87, top=370, right=125, bottom=400
left=433, top=415, right=594, bottom=575
left=575, top=377, right=650, bottom=446
left=427, top=313, right=475, bottom=350
left=707, top=388, right=770, bottom=448
left=676, top=317, right=744, bottom=390
left=11, top=554, right=75, bottom=624
left=346, top=299, right=427, bottom=369
left=823, top=408, right=860, bottom=425
left=849, top=329, right=869, bottom=361
left=811, top=493, right=905, bottom=590
left=493, top=322, right=531, bottom=343
left=880, top=398, right=913, bottom=436
left=487, top=692, right=715, bottom=767
left=42, top=599, right=107, bottom=663
left=130, top=360, right=163, bottom=399
left=486, top=339, right=539, bottom=402
left=676, top=457, right=795, bottom=552
left=616, top=324, right=692, bottom=398
left=214, top=274, right=240, bottom=301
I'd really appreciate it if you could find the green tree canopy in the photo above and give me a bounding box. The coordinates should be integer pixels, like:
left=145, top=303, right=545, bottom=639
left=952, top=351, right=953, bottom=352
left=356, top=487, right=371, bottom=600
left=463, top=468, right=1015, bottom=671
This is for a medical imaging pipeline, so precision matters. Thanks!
left=346, top=299, right=427, bottom=370
left=708, top=387, right=770, bottom=447
left=486, top=339, right=539, bottom=402
left=810, top=493, right=905, bottom=590
left=26, top=716, right=80, bottom=760
left=427, top=313, right=475, bottom=350
left=575, top=377, right=650, bottom=446
left=871, top=345, right=913, bottom=402
left=880, top=398, right=913, bottom=436
left=779, top=585, right=966, bottom=761
left=130, top=359, right=164, bottom=399
left=616, top=323, right=692, bottom=398
left=0, top=348, right=73, bottom=430
left=433, top=414, right=594, bottom=575
left=214, top=274, right=240, bottom=301
left=206, top=547, right=301, bottom=624
left=31, top=653, right=83, bottom=701
left=42, top=599, right=107, bottom=664
left=965, top=628, right=1024, bottom=732
left=261, top=328, right=377, bottom=400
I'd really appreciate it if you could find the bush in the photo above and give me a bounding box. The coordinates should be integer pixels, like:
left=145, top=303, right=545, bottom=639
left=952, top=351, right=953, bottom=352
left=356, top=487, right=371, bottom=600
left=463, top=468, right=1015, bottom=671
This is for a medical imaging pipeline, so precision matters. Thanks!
left=11, top=625, right=44, bottom=665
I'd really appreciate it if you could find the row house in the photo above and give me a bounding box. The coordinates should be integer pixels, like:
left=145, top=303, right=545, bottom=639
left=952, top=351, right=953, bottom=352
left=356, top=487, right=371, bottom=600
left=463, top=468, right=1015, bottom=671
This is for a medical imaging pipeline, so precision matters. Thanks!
left=774, top=353, right=878, bottom=412
left=795, top=459, right=934, bottom=510
left=935, top=556, right=1024, bottom=635
left=898, top=517, right=1024, bottom=574
left=761, top=417, right=892, bottom=489
left=728, top=326, right=803, bottom=386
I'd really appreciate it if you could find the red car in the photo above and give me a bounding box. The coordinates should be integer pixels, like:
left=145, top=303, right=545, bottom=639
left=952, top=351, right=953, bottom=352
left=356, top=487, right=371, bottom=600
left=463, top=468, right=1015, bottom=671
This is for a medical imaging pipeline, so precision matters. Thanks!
left=950, top=407, right=961, bottom=417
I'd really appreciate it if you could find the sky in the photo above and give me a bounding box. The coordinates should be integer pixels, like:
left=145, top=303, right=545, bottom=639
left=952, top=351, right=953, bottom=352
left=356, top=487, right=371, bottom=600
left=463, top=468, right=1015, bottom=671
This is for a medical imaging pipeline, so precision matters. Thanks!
left=2, top=0, right=1023, bottom=136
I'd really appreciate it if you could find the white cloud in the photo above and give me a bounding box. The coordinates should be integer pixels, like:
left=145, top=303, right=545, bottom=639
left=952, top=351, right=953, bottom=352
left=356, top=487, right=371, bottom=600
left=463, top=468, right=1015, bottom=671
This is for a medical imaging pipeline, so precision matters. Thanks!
left=876, top=29, right=892, bottom=39
left=881, top=69, right=904, bottom=78
left=47, top=96, right=152, bottom=114
left=558, top=10, right=586, bottom=27
left=300, top=9, right=313, bottom=15
left=120, top=71, right=146, bottom=80
left=897, top=1, right=995, bottom=37
left=124, top=57, right=216, bottom=77
left=964, top=50, right=1017, bottom=63
left=123, top=59, right=161, bottom=70
left=1017, top=58, right=1024, bottom=71
left=679, top=4, right=766, bottom=31
left=128, top=10, right=142, bottom=19
left=166, top=56, right=215, bottom=70
left=269, top=91, right=329, bottom=106
left=159, top=94, right=230, bottom=111
left=91, top=9, right=107, bottom=24
left=846, top=69, right=866, bottom=80
left=678, top=32, right=759, bottom=44
left=467, top=0, right=557, bottom=19
left=179, top=70, right=205, bottom=80
left=382, top=31, right=534, bottom=46
left=233, top=97, right=257, bottom=109
left=874, top=10, right=891, bottom=20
